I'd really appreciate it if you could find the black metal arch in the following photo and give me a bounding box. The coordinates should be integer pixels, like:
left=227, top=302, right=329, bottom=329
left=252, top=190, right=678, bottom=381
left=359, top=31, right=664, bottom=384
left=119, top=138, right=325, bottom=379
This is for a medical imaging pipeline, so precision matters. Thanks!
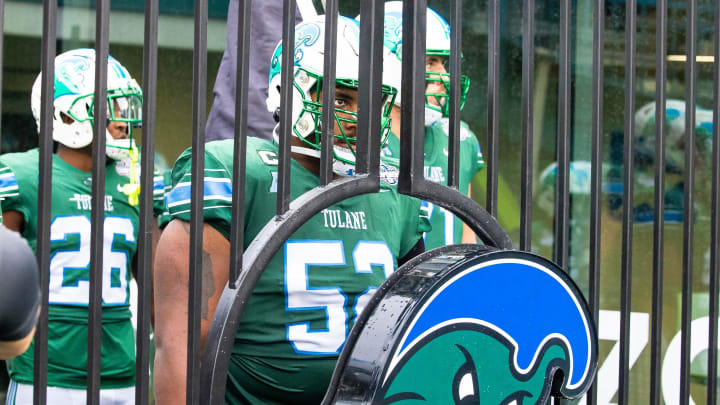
left=202, top=175, right=376, bottom=403
left=198, top=0, right=511, bottom=403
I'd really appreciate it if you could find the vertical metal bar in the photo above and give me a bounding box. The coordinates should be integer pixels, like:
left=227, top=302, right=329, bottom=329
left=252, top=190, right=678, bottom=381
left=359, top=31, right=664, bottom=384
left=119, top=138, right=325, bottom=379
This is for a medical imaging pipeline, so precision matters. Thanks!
left=553, top=2, right=572, bottom=397
left=229, top=0, right=252, bottom=289
left=187, top=0, right=208, bottom=402
left=650, top=0, right=667, bottom=402
left=586, top=0, right=604, bottom=402
left=87, top=1, right=110, bottom=403
left=618, top=0, right=637, bottom=401
left=398, top=0, right=426, bottom=191
left=0, top=0, right=4, bottom=152
left=34, top=2, right=57, bottom=404
left=679, top=0, right=697, bottom=402
left=554, top=0, right=571, bottom=269
left=277, top=0, right=296, bottom=215
left=708, top=1, right=720, bottom=401
left=134, top=0, right=159, bottom=403
left=486, top=0, right=500, bottom=216
left=519, top=0, right=535, bottom=251
left=356, top=0, right=384, bottom=178
left=319, top=0, right=338, bottom=186
left=446, top=0, right=461, bottom=190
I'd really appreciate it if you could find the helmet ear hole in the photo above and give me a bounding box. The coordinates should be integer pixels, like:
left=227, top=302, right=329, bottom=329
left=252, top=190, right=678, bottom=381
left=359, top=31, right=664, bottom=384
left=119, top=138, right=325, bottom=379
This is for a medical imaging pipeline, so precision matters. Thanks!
left=60, top=112, right=75, bottom=125
left=273, top=108, right=280, bottom=123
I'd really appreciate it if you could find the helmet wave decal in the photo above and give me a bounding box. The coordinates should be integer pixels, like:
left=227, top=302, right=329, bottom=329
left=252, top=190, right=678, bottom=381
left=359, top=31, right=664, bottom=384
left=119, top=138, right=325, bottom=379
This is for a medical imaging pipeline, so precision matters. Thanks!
left=383, top=13, right=403, bottom=54
left=54, top=55, right=93, bottom=99
left=294, top=23, right=321, bottom=67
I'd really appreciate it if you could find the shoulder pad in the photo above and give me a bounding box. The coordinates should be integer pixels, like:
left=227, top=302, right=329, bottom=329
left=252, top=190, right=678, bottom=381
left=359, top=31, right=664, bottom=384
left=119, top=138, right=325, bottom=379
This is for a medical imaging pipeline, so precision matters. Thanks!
left=438, top=118, right=473, bottom=141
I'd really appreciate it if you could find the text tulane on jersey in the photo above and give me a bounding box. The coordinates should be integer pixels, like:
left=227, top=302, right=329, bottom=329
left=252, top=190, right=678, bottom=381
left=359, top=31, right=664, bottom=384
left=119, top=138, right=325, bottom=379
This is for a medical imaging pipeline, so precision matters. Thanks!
left=320, top=208, right=368, bottom=230
left=68, top=194, right=116, bottom=212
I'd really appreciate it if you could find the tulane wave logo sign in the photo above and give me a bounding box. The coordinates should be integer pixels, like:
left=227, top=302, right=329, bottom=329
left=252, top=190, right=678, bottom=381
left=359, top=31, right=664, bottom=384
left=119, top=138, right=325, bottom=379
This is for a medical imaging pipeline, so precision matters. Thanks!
left=326, top=246, right=598, bottom=405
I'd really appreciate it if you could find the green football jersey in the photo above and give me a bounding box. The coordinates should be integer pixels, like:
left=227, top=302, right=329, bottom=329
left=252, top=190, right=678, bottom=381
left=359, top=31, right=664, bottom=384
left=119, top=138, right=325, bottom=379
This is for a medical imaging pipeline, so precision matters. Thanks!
left=164, top=137, right=430, bottom=404
left=382, top=119, right=485, bottom=249
left=0, top=148, right=167, bottom=389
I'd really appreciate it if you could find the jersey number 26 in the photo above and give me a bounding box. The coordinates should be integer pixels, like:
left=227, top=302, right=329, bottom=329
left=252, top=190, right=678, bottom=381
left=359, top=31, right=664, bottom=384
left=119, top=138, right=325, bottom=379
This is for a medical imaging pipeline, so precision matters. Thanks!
left=49, top=215, right=135, bottom=306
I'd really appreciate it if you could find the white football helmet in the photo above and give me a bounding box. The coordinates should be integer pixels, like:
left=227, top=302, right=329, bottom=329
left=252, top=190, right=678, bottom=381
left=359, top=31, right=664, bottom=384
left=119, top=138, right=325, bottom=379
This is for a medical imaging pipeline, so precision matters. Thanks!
left=266, top=16, right=397, bottom=176
left=634, top=99, right=713, bottom=174
left=599, top=99, right=714, bottom=222
left=381, top=1, right=470, bottom=124
left=31, top=48, right=143, bottom=160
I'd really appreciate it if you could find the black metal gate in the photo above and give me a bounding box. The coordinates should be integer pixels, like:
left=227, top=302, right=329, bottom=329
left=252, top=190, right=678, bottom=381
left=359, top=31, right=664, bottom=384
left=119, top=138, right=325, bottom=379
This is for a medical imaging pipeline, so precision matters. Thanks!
left=2, top=0, right=719, bottom=404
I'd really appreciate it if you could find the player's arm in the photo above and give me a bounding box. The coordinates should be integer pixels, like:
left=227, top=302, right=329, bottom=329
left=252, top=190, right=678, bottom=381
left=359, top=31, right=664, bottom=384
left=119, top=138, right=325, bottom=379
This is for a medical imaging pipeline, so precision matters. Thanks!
left=0, top=296, right=38, bottom=360
left=461, top=223, right=476, bottom=243
left=129, top=220, right=161, bottom=279
left=0, top=328, right=36, bottom=360
left=149, top=218, right=162, bottom=326
left=1, top=210, right=25, bottom=233
left=153, top=218, right=230, bottom=405
left=130, top=217, right=163, bottom=327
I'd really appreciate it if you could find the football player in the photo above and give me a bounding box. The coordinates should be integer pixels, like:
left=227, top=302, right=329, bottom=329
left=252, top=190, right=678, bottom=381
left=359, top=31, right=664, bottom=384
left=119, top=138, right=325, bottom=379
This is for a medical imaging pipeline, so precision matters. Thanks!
left=375, top=2, right=485, bottom=249
left=153, top=16, right=429, bottom=404
left=0, top=48, right=165, bottom=404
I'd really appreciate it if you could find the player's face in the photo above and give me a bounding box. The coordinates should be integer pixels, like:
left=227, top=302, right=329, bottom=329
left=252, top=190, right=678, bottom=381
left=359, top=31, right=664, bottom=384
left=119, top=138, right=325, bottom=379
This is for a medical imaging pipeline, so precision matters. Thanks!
left=426, top=55, right=448, bottom=74
left=106, top=99, right=129, bottom=140
left=314, top=86, right=359, bottom=144
left=332, top=86, right=359, bottom=142
left=425, top=55, right=448, bottom=107
left=59, top=101, right=128, bottom=140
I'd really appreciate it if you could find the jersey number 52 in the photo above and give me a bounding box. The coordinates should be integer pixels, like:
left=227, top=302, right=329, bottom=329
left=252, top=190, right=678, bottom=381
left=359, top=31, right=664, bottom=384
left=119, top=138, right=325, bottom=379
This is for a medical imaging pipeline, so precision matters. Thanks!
left=285, top=240, right=394, bottom=355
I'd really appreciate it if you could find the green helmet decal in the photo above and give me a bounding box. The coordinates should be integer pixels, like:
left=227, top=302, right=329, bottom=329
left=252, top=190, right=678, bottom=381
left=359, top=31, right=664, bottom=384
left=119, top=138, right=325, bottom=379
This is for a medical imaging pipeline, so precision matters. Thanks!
left=54, top=64, right=84, bottom=100
left=383, top=13, right=403, bottom=56
left=268, top=22, right=321, bottom=85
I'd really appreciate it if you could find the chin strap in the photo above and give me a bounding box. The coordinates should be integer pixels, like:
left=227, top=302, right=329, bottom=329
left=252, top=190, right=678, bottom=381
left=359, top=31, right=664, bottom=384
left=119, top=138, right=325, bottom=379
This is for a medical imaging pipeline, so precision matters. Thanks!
left=120, top=145, right=141, bottom=206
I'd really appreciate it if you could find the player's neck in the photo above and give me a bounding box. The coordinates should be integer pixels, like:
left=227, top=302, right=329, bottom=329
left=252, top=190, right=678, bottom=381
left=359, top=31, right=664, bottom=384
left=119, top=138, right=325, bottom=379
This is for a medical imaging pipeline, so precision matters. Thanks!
left=390, top=107, right=401, bottom=139
left=290, top=151, right=343, bottom=180
left=289, top=136, right=326, bottom=178
left=56, top=145, right=94, bottom=172
left=292, top=152, right=321, bottom=177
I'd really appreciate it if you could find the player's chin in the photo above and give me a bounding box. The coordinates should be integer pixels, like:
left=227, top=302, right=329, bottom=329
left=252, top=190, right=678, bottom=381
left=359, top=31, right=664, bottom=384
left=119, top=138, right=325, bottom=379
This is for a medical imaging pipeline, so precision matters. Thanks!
left=427, top=99, right=445, bottom=108
left=426, top=90, right=447, bottom=105
left=332, top=144, right=358, bottom=162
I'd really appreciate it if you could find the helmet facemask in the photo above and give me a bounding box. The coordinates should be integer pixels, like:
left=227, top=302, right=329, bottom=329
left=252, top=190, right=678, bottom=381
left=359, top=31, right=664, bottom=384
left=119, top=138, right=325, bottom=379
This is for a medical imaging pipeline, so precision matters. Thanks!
left=61, top=87, right=143, bottom=160
left=103, top=88, right=143, bottom=160
left=424, top=51, right=471, bottom=117
left=380, top=2, right=471, bottom=121
left=267, top=16, right=398, bottom=177
left=293, top=69, right=396, bottom=168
